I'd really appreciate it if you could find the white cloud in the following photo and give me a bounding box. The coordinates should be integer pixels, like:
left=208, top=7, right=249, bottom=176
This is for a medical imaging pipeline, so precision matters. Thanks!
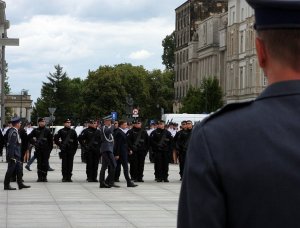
left=3, top=0, right=184, bottom=102
left=129, top=50, right=154, bottom=60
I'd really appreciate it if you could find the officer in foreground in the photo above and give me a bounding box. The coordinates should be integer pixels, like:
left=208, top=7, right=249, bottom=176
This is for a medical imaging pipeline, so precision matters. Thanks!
left=54, top=119, right=78, bottom=182
left=4, top=117, right=30, bottom=190
left=178, top=1, right=300, bottom=227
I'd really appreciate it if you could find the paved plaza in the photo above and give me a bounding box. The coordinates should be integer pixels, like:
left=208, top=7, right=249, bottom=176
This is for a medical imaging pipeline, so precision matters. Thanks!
left=0, top=150, right=181, bottom=228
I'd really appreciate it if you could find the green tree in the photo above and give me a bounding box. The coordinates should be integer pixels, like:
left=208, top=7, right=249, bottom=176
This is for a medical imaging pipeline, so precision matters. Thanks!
left=200, top=77, right=224, bottom=113
left=146, top=70, right=174, bottom=119
left=81, top=64, right=174, bottom=122
left=162, top=31, right=175, bottom=71
left=81, top=65, right=127, bottom=120
left=4, top=63, right=12, bottom=120
left=31, top=65, right=83, bottom=124
left=180, top=88, right=202, bottom=113
left=180, top=77, right=224, bottom=114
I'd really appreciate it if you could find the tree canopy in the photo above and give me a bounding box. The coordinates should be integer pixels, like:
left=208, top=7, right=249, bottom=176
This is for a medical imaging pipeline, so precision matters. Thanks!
left=180, top=77, right=224, bottom=114
left=162, top=31, right=175, bottom=71
left=32, top=64, right=174, bottom=124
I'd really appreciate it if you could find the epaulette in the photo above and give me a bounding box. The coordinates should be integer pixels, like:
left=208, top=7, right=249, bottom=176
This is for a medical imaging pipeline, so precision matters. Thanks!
left=201, top=100, right=254, bottom=125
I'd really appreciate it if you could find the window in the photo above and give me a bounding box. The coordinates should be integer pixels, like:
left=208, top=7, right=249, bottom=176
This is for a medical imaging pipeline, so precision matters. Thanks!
left=240, top=31, right=244, bottom=53
left=241, top=8, right=244, bottom=21
left=186, top=66, right=189, bottom=80
left=240, top=67, right=244, bottom=89
left=249, top=63, right=253, bottom=86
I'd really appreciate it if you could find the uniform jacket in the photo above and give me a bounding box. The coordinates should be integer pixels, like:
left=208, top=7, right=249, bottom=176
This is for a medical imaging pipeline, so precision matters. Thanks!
left=28, top=127, right=53, bottom=152
left=114, top=128, right=129, bottom=158
left=99, top=125, right=114, bottom=153
left=19, top=128, right=29, bottom=154
left=78, top=127, right=101, bottom=152
left=54, top=127, right=78, bottom=152
left=175, top=129, right=192, bottom=153
left=178, top=80, right=300, bottom=228
left=127, top=127, right=149, bottom=152
left=7, top=128, right=21, bottom=160
left=150, top=128, right=172, bottom=152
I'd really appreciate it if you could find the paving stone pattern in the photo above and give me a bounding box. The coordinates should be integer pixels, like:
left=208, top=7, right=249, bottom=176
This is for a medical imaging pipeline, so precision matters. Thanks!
left=0, top=149, right=181, bottom=228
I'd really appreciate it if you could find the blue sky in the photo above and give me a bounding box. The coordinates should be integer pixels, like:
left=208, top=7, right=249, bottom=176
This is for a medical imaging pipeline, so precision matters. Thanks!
left=4, top=0, right=183, bottom=102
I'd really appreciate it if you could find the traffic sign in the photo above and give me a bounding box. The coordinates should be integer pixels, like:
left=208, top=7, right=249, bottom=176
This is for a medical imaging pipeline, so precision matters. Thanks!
left=132, top=108, right=139, bottom=115
left=111, top=112, right=118, bottom=120
left=48, top=107, right=56, bottom=115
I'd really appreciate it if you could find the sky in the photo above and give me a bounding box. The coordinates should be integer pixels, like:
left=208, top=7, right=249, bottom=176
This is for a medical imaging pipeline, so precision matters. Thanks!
left=4, top=0, right=184, bottom=102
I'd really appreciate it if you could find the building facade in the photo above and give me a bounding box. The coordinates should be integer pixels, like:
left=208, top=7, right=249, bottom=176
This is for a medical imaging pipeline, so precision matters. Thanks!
left=174, top=0, right=227, bottom=113
left=173, top=0, right=267, bottom=112
left=226, top=0, right=266, bottom=103
left=5, top=93, right=33, bottom=122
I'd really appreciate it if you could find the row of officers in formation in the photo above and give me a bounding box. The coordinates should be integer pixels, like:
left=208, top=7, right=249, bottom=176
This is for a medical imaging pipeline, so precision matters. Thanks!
left=1, top=115, right=193, bottom=190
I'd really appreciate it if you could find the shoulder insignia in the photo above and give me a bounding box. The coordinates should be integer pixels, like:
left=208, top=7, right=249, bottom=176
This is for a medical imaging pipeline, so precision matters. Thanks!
left=201, top=101, right=254, bottom=125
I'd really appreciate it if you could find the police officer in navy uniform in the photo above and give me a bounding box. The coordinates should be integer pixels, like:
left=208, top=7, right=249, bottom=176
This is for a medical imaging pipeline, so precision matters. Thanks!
left=178, top=1, right=300, bottom=227
left=175, top=120, right=192, bottom=181
left=78, top=119, right=101, bottom=182
left=99, top=115, right=116, bottom=188
left=54, top=119, right=78, bottom=182
left=150, top=120, right=173, bottom=182
left=28, top=117, right=53, bottom=182
left=4, top=117, right=30, bottom=190
left=114, top=120, right=137, bottom=187
left=127, top=119, right=149, bottom=182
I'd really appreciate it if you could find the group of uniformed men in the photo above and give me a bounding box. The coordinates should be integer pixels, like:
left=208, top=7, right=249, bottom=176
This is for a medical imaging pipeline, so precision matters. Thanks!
left=2, top=114, right=194, bottom=190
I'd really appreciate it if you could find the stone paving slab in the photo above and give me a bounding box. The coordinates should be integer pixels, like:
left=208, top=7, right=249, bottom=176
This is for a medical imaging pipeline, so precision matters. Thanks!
left=0, top=150, right=181, bottom=228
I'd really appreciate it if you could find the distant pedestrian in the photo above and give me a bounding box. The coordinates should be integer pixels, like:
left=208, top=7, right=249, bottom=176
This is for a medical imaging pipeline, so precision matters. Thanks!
left=114, top=120, right=137, bottom=187
left=4, top=117, right=30, bottom=190
left=54, top=119, right=78, bottom=182
left=78, top=120, right=101, bottom=182
left=28, top=118, right=53, bottom=182
left=150, top=120, right=173, bottom=182
left=127, top=119, right=149, bottom=182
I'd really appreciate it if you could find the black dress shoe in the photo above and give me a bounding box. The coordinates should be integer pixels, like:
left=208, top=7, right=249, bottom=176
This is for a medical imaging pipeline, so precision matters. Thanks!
left=66, top=179, right=73, bottom=182
left=4, top=185, right=16, bottom=190
left=127, top=181, right=138, bottom=187
left=18, top=184, right=31, bottom=189
left=48, top=167, right=55, bottom=171
left=92, top=179, right=98, bottom=182
left=114, top=179, right=120, bottom=182
left=25, top=165, right=32, bottom=171
left=137, top=179, right=144, bottom=182
left=100, top=182, right=111, bottom=188
left=109, top=184, right=120, bottom=188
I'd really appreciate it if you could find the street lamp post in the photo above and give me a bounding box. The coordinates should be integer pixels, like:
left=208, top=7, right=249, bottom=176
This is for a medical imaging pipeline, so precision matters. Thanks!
left=20, top=89, right=28, bottom=119
left=48, top=87, right=57, bottom=134
left=125, top=94, right=134, bottom=121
